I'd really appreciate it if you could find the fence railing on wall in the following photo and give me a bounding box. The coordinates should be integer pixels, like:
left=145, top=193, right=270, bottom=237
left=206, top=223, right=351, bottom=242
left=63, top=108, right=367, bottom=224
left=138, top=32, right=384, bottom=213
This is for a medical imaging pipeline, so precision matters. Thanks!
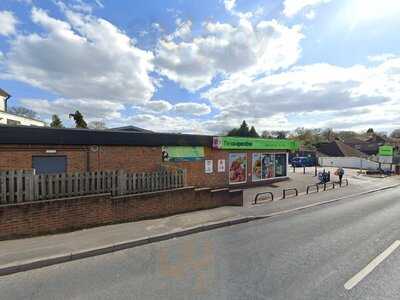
left=0, top=169, right=186, bottom=205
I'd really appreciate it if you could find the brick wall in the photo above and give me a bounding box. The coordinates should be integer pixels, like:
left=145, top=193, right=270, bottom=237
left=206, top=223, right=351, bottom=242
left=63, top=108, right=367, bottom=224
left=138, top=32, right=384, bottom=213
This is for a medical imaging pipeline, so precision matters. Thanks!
left=162, top=147, right=228, bottom=188
left=89, top=146, right=162, bottom=172
left=0, top=145, right=289, bottom=189
left=0, top=145, right=88, bottom=173
left=0, top=145, right=163, bottom=174
left=0, top=187, right=243, bottom=240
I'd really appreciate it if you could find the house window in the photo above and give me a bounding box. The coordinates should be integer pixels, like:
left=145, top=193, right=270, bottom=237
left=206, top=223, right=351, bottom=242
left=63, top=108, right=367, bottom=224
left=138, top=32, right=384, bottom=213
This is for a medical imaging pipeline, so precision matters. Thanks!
left=6, top=119, right=21, bottom=126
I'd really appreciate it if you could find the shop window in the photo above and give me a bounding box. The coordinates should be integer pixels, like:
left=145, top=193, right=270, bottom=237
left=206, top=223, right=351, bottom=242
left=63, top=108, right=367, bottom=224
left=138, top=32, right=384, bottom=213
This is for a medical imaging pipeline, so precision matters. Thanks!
left=275, top=154, right=287, bottom=177
left=229, top=153, right=247, bottom=184
left=252, top=153, right=287, bottom=181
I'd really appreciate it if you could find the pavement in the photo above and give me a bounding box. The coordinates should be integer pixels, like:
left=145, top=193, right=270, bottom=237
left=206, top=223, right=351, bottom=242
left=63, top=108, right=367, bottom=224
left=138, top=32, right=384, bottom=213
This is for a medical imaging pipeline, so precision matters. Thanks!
left=2, top=184, right=400, bottom=299
left=0, top=169, right=399, bottom=277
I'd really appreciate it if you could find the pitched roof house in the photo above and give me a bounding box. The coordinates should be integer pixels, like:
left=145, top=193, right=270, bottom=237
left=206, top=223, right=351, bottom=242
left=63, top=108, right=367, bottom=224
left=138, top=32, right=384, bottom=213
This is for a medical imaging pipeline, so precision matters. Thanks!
left=342, top=134, right=387, bottom=156
left=317, top=140, right=366, bottom=157
left=0, top=88, right=45, bottom=127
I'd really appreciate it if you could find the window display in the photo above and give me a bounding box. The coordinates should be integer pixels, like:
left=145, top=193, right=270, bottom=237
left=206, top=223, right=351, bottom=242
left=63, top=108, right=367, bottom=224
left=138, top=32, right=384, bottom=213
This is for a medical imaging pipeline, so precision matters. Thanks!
left=261, top=154, right=275, bottom=179
left=252, top=153, right=262, bottom=181
left=229, top=153, right=247, bottom=184
left=252, top=153, right=287, bottom=181
left=275, top=154, right=287, bottom=177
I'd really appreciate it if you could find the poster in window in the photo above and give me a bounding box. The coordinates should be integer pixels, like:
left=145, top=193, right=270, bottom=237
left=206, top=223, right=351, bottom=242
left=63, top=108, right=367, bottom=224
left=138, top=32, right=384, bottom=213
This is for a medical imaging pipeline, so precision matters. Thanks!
left=229, top=153, right=247, bottom=184
left=275, top=154, right=287, bottom=177
left=205, top=160, right=213, bottom=173
left=261, top=154, right=275, bottom=179
left=252, top=153, right=262, bottom=181
left=218, top=159, right=225, bottom=172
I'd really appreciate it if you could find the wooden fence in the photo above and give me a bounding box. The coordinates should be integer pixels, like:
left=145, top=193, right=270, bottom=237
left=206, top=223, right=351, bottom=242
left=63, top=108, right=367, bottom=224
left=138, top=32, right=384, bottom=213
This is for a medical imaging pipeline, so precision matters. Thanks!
left=0, top=169, right=187, bottom=205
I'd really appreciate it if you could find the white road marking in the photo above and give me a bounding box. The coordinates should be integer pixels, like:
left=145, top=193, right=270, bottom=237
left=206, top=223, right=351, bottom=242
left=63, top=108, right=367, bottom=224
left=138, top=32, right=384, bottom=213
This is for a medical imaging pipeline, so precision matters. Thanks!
left=344, top=240, right=400, bottom=290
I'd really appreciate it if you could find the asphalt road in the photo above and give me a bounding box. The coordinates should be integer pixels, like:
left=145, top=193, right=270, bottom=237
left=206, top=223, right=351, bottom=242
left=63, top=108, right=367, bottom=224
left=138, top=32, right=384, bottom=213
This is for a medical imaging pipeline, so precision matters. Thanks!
left=2, top=187, right=400, bottom=300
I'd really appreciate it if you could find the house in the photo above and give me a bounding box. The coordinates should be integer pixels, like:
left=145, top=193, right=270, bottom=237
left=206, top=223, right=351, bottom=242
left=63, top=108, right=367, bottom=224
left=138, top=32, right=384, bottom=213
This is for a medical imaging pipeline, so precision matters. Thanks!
left=316, top=140, right=387, bottom=170
left=342, top=135, right=386, bottom=156
left=0, top=88, right=45, bottom=127
left=0, top=125, right=299, bottom=188
left=317, top=140, right=366, bottom=157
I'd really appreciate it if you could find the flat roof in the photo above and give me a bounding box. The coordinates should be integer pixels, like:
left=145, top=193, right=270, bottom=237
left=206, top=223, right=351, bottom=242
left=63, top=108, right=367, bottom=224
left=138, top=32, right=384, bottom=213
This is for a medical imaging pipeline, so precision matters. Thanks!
left=0, top=125, right=213, bottom=146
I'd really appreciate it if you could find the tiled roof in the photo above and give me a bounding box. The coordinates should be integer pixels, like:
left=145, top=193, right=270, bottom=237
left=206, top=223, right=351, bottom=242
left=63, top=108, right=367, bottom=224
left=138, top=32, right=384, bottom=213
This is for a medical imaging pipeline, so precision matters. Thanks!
left=317, top=140, right=366, bottom=157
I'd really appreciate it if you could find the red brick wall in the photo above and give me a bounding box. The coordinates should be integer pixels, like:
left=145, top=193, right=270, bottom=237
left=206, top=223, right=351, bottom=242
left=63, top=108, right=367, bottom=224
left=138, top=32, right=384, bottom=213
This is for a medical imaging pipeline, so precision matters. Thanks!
left=0, top=145, right=288, bottom=188
left=163, top=148, right=288, bottom=188
left=0, top=145, right=87, bottom=173
left=0, top=145, right=163, bottom=174
left=162, top=147, right=228, bottom=188
left=0, top=187, right=243, bottom=240
left=89, top=146, right=162, bottom=172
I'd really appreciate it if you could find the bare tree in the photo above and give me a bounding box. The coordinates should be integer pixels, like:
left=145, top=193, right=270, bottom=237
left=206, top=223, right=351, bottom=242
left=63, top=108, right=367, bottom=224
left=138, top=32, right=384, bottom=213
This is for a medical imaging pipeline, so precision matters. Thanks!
left=8, top=106, right=38, bottom=119
left=88, top=121, right=107, bottom=130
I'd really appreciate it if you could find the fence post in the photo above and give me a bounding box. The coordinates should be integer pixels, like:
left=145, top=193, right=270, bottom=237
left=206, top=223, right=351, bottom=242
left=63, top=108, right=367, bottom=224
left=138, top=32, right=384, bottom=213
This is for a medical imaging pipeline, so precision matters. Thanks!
left=117, top=170, right=127, bottom=195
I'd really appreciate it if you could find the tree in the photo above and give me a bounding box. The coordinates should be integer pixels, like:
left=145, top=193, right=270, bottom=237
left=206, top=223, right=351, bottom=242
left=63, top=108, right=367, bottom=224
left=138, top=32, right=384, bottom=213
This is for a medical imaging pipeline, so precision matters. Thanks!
left=261, top=130, right=273, bottom=138
left=88, top=121, right=107, bottom=130
left=8, top=106, right=38, bottom=119
left=271, top=130, right=289, bottom=139
left=391, top=129, right=400, bottom=139
left=238, top=120, right=250, bottom=137
left=367, top=128, right=374, bottom=134
left=227, top=128, right=239, bottom=136
left=50, top=114, right=64, bottom=128
left=249, top=126, right=259, bottom=137
left=69, top=111, right=87, bottom=128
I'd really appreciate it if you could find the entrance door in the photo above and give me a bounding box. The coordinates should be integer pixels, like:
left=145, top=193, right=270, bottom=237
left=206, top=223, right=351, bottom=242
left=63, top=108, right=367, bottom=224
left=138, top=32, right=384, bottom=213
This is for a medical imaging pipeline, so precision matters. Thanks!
left=32, top=156, right=67, bottom=174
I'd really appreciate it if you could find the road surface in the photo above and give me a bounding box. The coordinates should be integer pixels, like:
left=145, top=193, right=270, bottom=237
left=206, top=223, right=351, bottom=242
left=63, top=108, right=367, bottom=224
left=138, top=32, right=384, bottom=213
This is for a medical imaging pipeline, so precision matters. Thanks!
left=2, top=187, right=400, bottom=299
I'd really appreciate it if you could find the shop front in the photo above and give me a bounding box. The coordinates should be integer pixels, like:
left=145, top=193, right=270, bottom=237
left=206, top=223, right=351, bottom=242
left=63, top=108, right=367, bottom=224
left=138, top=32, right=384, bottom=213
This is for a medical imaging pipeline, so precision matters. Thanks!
left=213, top=137, right=299, bottom=187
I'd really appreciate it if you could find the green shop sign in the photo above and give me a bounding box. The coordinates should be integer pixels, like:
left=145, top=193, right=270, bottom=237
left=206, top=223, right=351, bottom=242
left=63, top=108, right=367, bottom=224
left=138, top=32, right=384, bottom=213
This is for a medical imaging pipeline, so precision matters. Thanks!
left=378, top=145, right=393, bottom=156
left=162, top=146, right=204, bottom=162
left=212, top=137, right=299, bottom=151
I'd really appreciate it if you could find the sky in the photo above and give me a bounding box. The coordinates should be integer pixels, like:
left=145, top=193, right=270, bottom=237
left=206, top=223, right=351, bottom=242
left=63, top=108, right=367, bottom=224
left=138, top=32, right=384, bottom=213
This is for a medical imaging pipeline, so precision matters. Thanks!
left=1, top=0, right=400, bottom=134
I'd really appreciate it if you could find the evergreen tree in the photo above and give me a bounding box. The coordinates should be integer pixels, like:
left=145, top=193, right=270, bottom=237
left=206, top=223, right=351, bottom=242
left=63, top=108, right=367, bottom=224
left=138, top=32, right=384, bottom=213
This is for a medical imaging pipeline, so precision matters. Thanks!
left=227, top=128, right=239, bottom=136
left=69, top=111, right=88, bottom=128
left=249, top=126, right=259, bottom=137
left=50, top=114, right=64, bottom=128
left=238, top=120, right=250, bottom=137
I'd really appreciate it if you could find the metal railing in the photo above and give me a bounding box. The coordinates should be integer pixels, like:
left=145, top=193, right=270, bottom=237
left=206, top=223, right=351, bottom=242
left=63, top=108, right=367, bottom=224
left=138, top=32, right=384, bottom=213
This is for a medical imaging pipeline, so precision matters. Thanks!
left=254, top=191, right=274, bottom=204
left=282, top=188, right=298, bottom=199
left=306, top=184, right=319, bottom=194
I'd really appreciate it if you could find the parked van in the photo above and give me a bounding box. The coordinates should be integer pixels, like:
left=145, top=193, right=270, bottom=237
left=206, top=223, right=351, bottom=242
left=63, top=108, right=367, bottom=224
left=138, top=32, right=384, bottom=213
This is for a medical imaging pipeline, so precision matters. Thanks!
left=291, top=156, right=315, bottom=167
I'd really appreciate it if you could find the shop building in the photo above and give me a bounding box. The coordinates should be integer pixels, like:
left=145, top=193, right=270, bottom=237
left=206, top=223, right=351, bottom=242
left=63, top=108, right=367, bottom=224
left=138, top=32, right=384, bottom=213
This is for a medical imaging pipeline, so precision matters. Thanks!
left=0, top=125, right=298, bottom=188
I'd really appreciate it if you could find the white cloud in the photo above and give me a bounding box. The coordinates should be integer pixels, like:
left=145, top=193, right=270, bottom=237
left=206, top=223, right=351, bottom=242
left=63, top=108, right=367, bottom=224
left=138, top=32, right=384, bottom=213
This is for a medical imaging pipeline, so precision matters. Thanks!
left=3, top=7, right=154, bottom=104
left=121, top=114, right=207, bottom=134
left=151, top=22, right=163, bottom=32
left=223, top=0, right=236, bottom=11
left=166, top=19, right=192, bottom=41
left=0, top=11, right=18, bottom=36
left=138, top=100, right=173, bottom=113
left=173, top=102, right=211, bottom=116
left=21, top=98, right=124, bottom=122
left=305, top=10, right=316, bottom=20
left=283, top=0, right=331, bottom=18
left=155, top=18, right=303, bottom=91
left=204, top=59, right=400, bottom=130
left=136, top=100, right=211, bottom=116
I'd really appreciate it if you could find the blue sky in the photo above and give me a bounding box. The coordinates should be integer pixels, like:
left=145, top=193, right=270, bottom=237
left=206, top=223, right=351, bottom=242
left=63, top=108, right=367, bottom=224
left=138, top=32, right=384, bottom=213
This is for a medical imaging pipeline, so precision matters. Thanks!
left=1, top=0, right=400, bottom=134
